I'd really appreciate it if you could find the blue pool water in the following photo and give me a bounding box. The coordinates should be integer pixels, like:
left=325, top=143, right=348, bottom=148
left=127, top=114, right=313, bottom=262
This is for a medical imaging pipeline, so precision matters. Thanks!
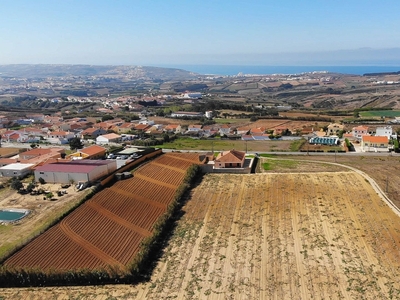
left=0, top=210, right=28, bottom=222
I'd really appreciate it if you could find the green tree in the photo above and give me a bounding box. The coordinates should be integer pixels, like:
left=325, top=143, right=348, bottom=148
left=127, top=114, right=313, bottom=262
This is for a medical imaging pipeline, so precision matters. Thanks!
left=69, top=137, right=84, bottom=150
left=10, top=177, right=23, bottom=190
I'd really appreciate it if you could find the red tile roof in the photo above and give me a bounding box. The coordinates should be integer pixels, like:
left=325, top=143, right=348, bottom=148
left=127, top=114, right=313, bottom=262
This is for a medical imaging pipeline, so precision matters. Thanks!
left=362, top=136, right=388, bottom=143
left=215, top=150, right=245, bottom=163
left=79, top=145, right=106, bottom=156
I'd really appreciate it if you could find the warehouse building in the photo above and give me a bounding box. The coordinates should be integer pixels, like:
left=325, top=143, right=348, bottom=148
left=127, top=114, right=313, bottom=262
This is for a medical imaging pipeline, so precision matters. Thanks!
left=34, top=160, right=117, bottom=184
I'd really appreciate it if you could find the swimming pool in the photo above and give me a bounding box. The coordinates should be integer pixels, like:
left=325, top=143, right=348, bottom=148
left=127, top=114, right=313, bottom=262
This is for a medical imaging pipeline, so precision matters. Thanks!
left=0, top=209, right=30, bottom=223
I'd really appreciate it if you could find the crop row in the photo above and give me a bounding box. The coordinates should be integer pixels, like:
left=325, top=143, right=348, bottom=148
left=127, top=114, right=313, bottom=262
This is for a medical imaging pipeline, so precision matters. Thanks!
left=91, top=189, right=165, bottom=231
left=156, top=155, right=198, bottom=170
left=66, top=204, right=144, bottom=265
left=136, top=164, right=185, bottom=187
left=4, top=226, right=105, bottom=270
left=113, top=177, right=176, bottom=206
left=4, top=152, right=201, bottom=273
left=163, top=152, right=205, bottom=163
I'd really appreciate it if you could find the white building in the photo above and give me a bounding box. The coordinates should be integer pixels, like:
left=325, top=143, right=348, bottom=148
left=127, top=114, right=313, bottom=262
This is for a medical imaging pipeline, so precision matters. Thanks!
left=34, top=160, right=117, bottom=184
left=96, top=133, right=122, bottom=145
left=0, top=163, right=35, bottom=178
left=205, top=111, right=213, bottom=119
left=182, top=92, right=202, bottom=99
left=375, top=126, right=396, bottom=139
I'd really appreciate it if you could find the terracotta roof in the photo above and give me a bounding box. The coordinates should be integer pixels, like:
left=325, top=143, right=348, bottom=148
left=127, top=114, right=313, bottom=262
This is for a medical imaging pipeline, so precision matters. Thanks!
left=215, top=149, right=245, bottom=163
left=362, top=136, right=388, bottom=143
left=21, top=148, right=52, bottom=156
left=353, top=126, right=368, bottom=130
left=79, top=145, right=106, bottom=156
left=100, top=133, right=120, bottom=139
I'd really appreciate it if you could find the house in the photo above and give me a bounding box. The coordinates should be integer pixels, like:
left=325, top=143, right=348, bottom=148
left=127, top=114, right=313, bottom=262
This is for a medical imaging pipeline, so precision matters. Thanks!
left=219, top=124, right=232, bottom=136
left=352, top=125, right=369, bottom=140
left=133, top=124, right=152, bottom=133
left=361, top=136, right=389, bottom=152
left=164, top=124, right=182, bottom=133
left=81, top=127, right=107, bottom=139
left=327, top=123, right=344, bottom=135
left=187, top=124, right=203, bottom=132
left=236, top=126, right=250, bottom=135
left=116, top=122, right=135, bottom=134
left=96, top=133, right=121, bottom=145
left=46, top=131, right=75, bottom=144
left=19, top=148, right=65, bottom=161
left=69, top=145, right=107, bottom=160
left=0, top=163, right=35, bottom=178
left=34, top=160, right=117, bottom=184
left=273, top=126, right=289, bottom=136
left=214, top=150, right=246, bottom=168
left=375, top=126, right=395, bottom=139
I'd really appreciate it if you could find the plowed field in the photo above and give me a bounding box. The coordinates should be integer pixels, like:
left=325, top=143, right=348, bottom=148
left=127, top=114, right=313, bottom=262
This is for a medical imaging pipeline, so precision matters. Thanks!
left=4, top=164, right=400, bottom=299
left=4, top=153, right=202, bottom=272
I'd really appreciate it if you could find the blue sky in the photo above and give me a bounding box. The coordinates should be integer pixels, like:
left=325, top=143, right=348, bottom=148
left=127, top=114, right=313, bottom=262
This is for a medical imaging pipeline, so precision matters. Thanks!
left=1, top=0, right=400, bottom=65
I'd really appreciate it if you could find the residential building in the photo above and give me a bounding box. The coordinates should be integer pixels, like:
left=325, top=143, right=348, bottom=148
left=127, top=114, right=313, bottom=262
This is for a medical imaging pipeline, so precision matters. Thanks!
left=214, top=150, right=246, bottom=168
left=375, top=126, right=395, bottom=139
left=96, top=133, right=121, bottom=145
left=352, top=125, right=369, bottom=140
left=327, top=123, right=344, bottom=135
left=361, top=136, right=389, bottom=152
left=81, top=128, right=107, bottom=139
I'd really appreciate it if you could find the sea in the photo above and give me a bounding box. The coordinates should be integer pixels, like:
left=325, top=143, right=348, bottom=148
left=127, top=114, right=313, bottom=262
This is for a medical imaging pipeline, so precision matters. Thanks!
left=164, top=65, right=400, bottom=76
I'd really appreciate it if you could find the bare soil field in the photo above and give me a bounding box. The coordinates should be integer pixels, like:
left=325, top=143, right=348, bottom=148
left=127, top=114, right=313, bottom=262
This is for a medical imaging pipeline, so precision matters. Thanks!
left=3, top=169, right=400, bottom=299
left=288, top=154, right=400, bottom=210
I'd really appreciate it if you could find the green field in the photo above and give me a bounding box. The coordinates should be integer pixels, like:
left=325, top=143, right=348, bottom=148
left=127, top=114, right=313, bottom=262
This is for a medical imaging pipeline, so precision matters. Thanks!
left=359, top=110, right=400, bottom=117
left=157, top=137, right=296, bottom=152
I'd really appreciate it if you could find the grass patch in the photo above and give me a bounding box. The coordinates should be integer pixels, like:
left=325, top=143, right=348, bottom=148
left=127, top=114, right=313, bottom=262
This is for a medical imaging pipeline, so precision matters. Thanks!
left=290, top=139, right=306, bottom=151
left=261, top=158, right=299, bottom=171
left=360, top=110, right=400, bottom=118
left=262, top=162, right=271, bottom=170
left=214, top=118, right=250, bottom=124
left=158, top=138, right=293, bottom=152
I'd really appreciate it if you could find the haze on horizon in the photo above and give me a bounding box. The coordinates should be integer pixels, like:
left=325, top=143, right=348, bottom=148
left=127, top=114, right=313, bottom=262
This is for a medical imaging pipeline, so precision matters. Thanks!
left=1, top=0, right=400, bottom=66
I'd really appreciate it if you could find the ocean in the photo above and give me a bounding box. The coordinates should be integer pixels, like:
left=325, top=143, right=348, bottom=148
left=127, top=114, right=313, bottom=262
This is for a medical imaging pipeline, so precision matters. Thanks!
left=165, top=65, right=400, bottom=76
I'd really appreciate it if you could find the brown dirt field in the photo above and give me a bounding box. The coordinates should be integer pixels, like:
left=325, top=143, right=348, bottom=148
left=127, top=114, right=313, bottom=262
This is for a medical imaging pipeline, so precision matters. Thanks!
left=252, top=119, right=331, bottom=131
left=3, top=168, right=400, bottom=299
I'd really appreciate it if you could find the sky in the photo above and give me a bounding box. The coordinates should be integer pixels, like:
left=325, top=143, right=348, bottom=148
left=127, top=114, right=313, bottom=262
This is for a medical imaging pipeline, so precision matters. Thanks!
left=1, top=0, right=400, bottom=66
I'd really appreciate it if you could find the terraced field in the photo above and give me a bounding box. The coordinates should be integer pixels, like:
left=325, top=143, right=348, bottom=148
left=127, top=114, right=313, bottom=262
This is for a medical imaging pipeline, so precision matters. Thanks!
left=4, top=153, right=203, bottom=272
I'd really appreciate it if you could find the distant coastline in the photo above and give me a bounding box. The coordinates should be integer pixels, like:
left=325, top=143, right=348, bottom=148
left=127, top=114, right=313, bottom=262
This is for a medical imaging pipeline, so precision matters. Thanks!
left=161, top=65, right=400, bottom=76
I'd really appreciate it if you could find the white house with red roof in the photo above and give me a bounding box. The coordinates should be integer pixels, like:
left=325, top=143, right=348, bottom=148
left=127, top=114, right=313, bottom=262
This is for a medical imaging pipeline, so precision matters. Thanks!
left=352, top=125, right=369, bottom=140
left=214, top=150, right=246, bottom=168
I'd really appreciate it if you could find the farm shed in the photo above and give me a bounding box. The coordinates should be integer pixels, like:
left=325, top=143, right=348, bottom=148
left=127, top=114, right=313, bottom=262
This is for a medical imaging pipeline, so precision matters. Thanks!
left=0, top=163, right=35, bottom=178
left=34, top=160, right=117, bottom=184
